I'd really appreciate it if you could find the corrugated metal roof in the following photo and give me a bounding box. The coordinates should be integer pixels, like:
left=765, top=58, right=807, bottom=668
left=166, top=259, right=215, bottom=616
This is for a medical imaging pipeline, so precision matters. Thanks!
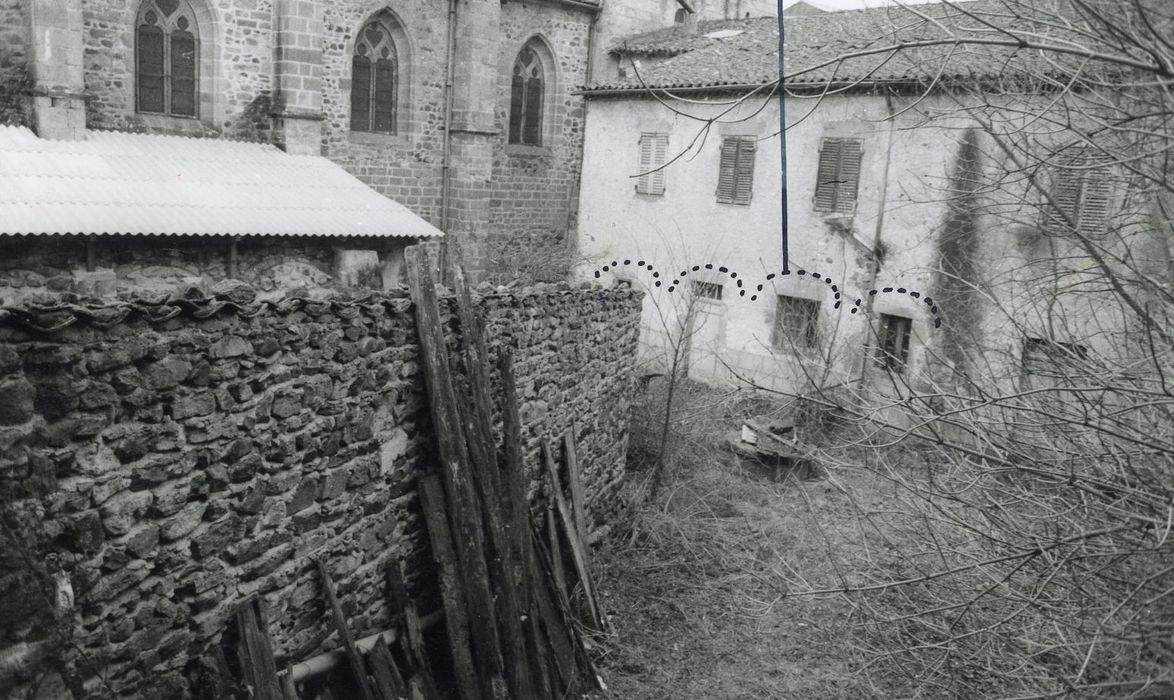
left=0, top=126, right=444, bottom=239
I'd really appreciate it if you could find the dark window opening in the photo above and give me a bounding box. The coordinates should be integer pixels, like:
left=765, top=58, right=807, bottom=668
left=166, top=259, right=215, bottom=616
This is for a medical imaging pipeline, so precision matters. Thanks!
left=510, top=46, right=545, bottom=146
left=693, top=281, right=723, bottom=301
left=136, top=0, right=199, bottom=117
left=772, top=296, right=820, bottom=350
left=350, top=20, right=398, bottom=134
left=876, top=314, right=913, bottom=372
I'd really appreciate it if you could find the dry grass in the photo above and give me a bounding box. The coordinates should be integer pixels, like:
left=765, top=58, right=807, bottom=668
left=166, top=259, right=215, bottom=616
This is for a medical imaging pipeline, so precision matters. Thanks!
left=586, top=380, right=911, bottom=699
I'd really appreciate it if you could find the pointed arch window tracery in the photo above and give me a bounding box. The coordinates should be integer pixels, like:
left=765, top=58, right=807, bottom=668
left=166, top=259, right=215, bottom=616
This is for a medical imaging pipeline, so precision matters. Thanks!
left=350, top=20, right=398, bottom=134
left=136, top=0, right=199, bottom=117
left=509, top=46, right=545, bottom=146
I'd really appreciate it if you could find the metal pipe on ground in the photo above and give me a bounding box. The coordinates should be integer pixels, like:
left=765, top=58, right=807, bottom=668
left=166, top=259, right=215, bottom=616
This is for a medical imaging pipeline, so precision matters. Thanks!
left=280, top=610, right=445, bottom=684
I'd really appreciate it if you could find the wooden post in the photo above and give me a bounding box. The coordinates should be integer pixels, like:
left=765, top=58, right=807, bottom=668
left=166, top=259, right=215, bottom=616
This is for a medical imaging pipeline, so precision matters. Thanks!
left=315, top=558, right=378, bottom=700
left=85, top=235, right=96, bottom=272
left=417, top=474, right=482, bottom=700
left=405, top=245, right=504, bottom=698
left=228, top=236, right=240, bottom=279
left=233, top=596, right=283, bottom=700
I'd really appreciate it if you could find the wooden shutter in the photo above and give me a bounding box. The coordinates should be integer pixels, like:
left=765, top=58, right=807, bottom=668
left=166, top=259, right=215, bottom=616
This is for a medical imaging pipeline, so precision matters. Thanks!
left=523, top=75, right=543, bottom=145
left=509, top=73, right=524, bottom=144
left=1077, top=164, right=1112, bottom=236
left=372, top=58, right=396, bottom=133
left=1048, top=157, right=1080, bottom=232
left=716, top=137, right=739, bottom=203
left=836, top=139, right=863, bottom=212
left=137, top=24, right=166, bottom=114
left=733, top=137, right=756, bottom=205
left=350, top=56, right=372, bottom=132
left=813, top=138, right=841, bottom=211
left=651, top=134, right=668, bottom=195
left=169, top=30, right=197, bottom=117
left=636, top=134, right=654, bottom=194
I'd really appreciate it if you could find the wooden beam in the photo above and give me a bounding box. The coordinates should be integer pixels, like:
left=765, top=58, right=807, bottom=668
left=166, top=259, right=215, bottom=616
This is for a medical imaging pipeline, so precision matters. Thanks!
left=405, top=245, right=504, bottom=699
left=543, top=440, right=602, bottom=630
left=563, top=426, right=589, bottom=556
left=368, top=636, right=408, bottom=700
left=315, top=559, right=378, bottom=700
left=417, top=474, right=481, bottom=700
left=233, top=596, right=283, bottom=700
left=386, top=560, right=443, bottom=700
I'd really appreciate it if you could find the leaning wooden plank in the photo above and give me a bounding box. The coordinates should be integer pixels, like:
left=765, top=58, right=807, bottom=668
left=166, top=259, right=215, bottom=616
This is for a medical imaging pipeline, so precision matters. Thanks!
left=405, top=245, right=504, bottom=698
left=278, top=671, right=299, bottom=700
left=544, top=503, right=568, bottom=601
left=500, top=350, right=552, bottom=700
left=234, top=596, right=283, bottom=700
left=562, top=425, right=589, bottom=552
left=543, top=438, right=602, bottom=628
left=417, top=474, right=482, bottom=700
left=529, top=527, right=579, bottom=696
left=314, top=558, right=378, bottom=700
left=368, top=636, right=408, bottom=700
left=445, top=254, right=537, bottom=700
left=385, top=561, right=443, bottom=700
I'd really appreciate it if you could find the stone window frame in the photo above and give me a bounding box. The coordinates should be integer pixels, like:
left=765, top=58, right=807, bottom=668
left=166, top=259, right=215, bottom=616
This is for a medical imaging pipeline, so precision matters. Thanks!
left=128, top=0, right=221, bottom=134
left=345, top=7, right=414, bottom=149
left=504, top=35, right=560, bottom=157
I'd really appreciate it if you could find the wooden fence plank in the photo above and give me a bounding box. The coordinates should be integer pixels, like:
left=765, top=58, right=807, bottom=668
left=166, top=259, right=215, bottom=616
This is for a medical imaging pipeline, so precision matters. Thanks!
left=406, top=245, right=504, bottom=699
left=234, top=596, right=283, bottom=700
left=446, top=249, right=536, bottom=700
left=563, top=426, right=589, bottom=554
left=417, top=474, right=482, bottom=700
left=368, top=636, right=408, bottom=700
left=315, top=559, right=378, bottom=700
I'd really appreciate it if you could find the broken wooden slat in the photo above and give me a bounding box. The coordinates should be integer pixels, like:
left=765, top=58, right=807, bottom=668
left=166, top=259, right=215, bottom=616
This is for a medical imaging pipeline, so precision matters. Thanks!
left=563, top=425, right=589, bottom=551
left=278, top=671, right=299, bottom=700
left=543, top=439, right=603, bottom=630
left=233, top=596, right=284, bottom=700
left=406, top=245, right=504, bottom=699
left=368, top=636, right=408, bottom=700
left=544, top=503, right=568, bottom=600
left=315, top=558, right=378, bottom=700
left=529, top=525, right=579, bottom=696
left=417, top=474, right=482, bottom=700
left=385, top=561, right=443, bottom=700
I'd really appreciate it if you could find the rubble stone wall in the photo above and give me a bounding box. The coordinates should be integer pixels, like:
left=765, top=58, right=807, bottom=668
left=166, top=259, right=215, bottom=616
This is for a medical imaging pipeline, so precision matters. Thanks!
left=0, top=283, right=641, bottom=697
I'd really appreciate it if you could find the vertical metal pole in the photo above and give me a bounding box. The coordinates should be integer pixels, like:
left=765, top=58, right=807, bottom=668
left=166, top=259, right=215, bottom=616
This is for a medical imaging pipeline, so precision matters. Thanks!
left=777, top=2, right=789, bottom=273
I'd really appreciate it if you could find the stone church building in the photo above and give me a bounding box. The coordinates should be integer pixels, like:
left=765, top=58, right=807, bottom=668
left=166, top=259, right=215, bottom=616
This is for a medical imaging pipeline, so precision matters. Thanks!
left=0, top=0, right=717, bottom=301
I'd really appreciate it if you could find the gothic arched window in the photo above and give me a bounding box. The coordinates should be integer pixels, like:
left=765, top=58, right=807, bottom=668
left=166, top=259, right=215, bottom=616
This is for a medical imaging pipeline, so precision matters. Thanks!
left=351, top=20, right=398, bottom=134
left=509, top=46, right=544, bottom=146
left=136, top=0, right=199, bottom=117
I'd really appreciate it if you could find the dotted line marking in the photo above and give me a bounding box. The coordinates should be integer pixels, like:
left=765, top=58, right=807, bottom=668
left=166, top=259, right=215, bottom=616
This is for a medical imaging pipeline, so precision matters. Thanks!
left=593, top=260, right=943, bottom=328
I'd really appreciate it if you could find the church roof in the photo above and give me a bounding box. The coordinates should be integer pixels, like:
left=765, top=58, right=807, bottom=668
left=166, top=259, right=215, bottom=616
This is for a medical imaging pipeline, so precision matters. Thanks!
left=585, top=1, right=1083, bottom=94
left=0, top=126, right=444, bottom=239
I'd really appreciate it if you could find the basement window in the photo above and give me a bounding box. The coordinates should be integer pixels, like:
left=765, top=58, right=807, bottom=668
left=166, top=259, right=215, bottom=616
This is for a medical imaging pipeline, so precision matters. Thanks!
left=692, top=280, right=723, bottom=301
left=875, top=313, right=912, bottom=373
left=772, top=296, right=819, bottom=351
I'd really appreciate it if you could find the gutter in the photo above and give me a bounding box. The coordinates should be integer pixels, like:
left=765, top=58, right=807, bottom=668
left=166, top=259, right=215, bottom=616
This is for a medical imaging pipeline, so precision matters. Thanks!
left=439, top=0, right=458, bottom=233
left=574, top=82, right=774, bottom=97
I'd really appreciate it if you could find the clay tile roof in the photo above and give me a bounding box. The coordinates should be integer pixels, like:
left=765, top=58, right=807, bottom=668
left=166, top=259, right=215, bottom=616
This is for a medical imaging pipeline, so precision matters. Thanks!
left=586, top=1, right=1082, bottom=93
left=0, top=125, right=445, bottom=239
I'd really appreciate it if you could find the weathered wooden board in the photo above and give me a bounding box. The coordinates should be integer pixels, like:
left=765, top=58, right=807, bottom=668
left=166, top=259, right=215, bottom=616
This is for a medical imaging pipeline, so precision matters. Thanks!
left=315, top=559, right=378, bottom=700
left=417, top=474, right=481, bottom=700
left=234, top=596, right=283, bottom=700
left=368, top=636, right=408, bottom=700
left=406, top=245, right=503, bottom=698
left=543, top=439, right=602, bottom=629
left=563, top=426, right=589, bottom=551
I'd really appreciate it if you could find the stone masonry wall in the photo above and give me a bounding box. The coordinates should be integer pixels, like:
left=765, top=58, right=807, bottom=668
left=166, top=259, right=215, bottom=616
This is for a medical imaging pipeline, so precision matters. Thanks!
left=0, top=282, right=641, bottom=698
left=0, top=0, right=28, bottom=126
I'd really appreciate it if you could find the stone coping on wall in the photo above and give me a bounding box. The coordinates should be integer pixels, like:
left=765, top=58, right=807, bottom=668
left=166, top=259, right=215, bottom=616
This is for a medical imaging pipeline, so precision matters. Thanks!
left=0, top=279, right=642, bottom=335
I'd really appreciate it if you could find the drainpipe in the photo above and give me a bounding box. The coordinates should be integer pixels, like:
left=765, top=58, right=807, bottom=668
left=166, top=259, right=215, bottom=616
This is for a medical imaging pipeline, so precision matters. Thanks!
left=585, top=0, right=604, bottom=86
left=855, top=90, right=898, bottom=384
left=439, top=0, right=458, bottom=234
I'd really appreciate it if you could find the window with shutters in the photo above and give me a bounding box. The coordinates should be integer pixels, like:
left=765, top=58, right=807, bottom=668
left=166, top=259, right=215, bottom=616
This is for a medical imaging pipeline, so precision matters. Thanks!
left=636, top=133, right=669, bottom=195
left=716, top=136, right=756, bottom=205
left=771, top=296, right=820, bottom=351
left=135, top=0, right=199, bottom=117
left=1044, top=148, right=1113, bottom=238
left=813, top=137, right=863, bottom=213
left=875, top=313, right=913, bottom=373
left=350, top=19, right=399, bottom=134
left=510, top=46, right=545, bottom=146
